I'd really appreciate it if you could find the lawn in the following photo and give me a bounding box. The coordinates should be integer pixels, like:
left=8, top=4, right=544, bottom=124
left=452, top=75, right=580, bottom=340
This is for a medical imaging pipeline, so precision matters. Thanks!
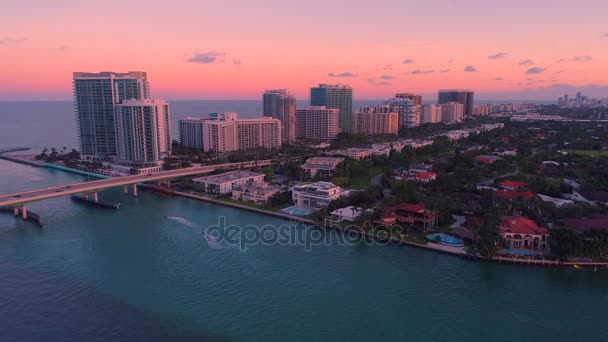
left=349, top=165, right=391, bottom=189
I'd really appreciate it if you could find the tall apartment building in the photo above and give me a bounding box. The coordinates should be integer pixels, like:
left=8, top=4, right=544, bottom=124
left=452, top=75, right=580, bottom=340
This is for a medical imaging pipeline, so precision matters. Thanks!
left=441, top=102, right=464, bottom=123
left=113, top=99, right=171, bottom=166
left=395, top=93, right=422, bottom=106
left=202, top=112, right=281, bottom=153
left=73, top=71, right=150, bottom=157
left=438, top=89, right=474, bottom=117
left=263, top=89, right=296, bottom=144
left=310, top=84, right=353, bottom=133
left=385, top=97, right=421, bottom=128
left=295, top=106, right=340, bottom=141
left=237, top=117, right=282, bottom=150
left=353, top=106, right=399, bottom=135
left=202, top=112, right=238, bottom=153
left=421, top=104, right=442, bottom=123
left=178, top=117, right=206, bottom=150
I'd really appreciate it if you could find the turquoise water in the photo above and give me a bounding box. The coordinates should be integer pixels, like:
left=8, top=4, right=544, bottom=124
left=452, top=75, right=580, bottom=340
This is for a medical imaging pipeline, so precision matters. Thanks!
left=2, top=159, right=608, bottom=341
left=282, top=206, right=315, bottom=216
left=426, top=233, right=465, bottom=246
left=503, top=248, right=538, bottom=256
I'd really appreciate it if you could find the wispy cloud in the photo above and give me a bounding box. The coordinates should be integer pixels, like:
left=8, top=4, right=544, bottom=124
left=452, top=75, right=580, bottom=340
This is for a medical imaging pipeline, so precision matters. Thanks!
left=188, top=51, right=226, bottom=63
left=440, top=69, right=450, bottom=73
left=558, top=55, right=592, bottom=62
left=232, top=58, right=242, bottom=65
left=379, top=74, right=395, bottom=80
left=601, top=33, right=608, bottom=38
left=494, top=77, right=504, bottom=81
left=366, top=78, right=391, bottom=86
left=0, top=36, right=28, bottom=46
left=402, top=58, right=414, bottom=64
left=464, top=65, right=477, bottom=72
left=488, top=52, right=509, bottom=60
left=518, top=59, right=534, bottom=66
left=526, top=67, right=546, bottom=74
left=328, top=72, right=358, bottom=78
left=408, top=69, right=434, bottom=75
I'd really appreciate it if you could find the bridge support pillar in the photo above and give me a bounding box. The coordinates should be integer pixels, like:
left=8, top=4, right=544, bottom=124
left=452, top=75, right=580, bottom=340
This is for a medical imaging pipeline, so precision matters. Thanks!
left=133, top=184, right=138, bottom=197
left=124, top=186, right=128, bottom=195
left=21, top=206, right=27, bottom=220
left=93, top=192, right=98, bottom=202
left=13, top=207, right=19, bottom=216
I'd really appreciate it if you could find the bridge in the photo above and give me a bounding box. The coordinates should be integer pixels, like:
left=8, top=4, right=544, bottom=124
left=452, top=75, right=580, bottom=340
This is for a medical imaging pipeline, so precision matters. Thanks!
left=0, top=160, right=273, bottom=219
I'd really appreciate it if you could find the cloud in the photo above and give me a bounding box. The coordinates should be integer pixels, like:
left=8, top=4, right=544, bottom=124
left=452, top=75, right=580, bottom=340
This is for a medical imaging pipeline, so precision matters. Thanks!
left=494, top=77, right=504, bottom=81
left=464, top=65, right=477, bottom=72
left=447, top=59, right=453, bottom=64
left=602, top=33, right=608, bottom=38
left=488, top=52, right=509, bottom=60
left=0, top=37, right=28, bottom=46
left=518, top=59, right=534, bottom=66
left=402, top=58, right=414, bottom=64
left=408, top=69, right=434, bottom=75
left=328, top=72, right=358, bottom=78
left=379, top=74, right=395, bottom=80
left=526, top=67, right=546, bottom=74
left=558, top=55, right=592, bottom=62
left=365, top=78, right=391, bottom=86
left=232, top=58, right=242, bottom=65
left=440, top=69, right=450, bottom=73
left=187, top=52, right=226, bottom=63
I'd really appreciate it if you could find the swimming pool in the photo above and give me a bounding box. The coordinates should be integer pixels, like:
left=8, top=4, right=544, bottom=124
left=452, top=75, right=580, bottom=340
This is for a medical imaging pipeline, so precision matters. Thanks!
left=282, top=206, right=315, bottom=216
left=426, top=233, right=465, bottom=247
left=502, top=248, right=537, bottom=256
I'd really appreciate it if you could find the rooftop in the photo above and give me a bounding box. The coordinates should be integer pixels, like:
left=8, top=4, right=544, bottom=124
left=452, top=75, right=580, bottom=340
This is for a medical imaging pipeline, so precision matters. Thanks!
left=193, top=170, right=264, bottom=184
left=500, top=216, right=548, bottom=235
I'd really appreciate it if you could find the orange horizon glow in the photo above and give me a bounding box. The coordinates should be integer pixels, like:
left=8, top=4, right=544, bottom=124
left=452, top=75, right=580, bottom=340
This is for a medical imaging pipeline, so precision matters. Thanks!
left=1, top=0, right=608, bottom=101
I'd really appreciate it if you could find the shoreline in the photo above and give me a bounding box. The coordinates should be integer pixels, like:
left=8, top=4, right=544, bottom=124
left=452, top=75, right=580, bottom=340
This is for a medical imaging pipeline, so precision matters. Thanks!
left=2, top=155, right=607, bottom=269
left=170, top=190, right=608, bottom=268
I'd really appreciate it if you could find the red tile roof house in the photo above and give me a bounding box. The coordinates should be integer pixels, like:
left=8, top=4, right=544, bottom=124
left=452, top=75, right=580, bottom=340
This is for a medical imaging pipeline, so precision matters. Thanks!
left=499, top=180, right=525, bottom=191
left=395, top=170, right=437, bottom=183
left=495, top=190, right=534, bottom=201
left=379, top=203, right=436, bottom=230
left=499, top=216, right=549, bottom=253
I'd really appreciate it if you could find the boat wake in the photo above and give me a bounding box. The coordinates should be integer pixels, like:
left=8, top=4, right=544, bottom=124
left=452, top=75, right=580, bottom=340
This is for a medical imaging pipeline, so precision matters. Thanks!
left=165, top=216, right=198, bottom=228
left=165, top=216, right=229, bottom=249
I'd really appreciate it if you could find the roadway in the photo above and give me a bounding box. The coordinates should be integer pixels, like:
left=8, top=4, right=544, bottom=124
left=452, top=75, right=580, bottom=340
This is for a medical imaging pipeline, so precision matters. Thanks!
left=0, top=160, right=273, bottom=207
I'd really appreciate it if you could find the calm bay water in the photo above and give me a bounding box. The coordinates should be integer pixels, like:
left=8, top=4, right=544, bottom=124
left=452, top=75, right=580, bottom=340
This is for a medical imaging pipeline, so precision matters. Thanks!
left=0, top=101, right=607, bottom=341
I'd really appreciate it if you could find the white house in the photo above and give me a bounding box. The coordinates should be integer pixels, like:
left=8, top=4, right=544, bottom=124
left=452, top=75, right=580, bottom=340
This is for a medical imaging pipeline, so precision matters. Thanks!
left=193, top=170, right=265, bottom=194
left=292, top=181, right=350, bottom=208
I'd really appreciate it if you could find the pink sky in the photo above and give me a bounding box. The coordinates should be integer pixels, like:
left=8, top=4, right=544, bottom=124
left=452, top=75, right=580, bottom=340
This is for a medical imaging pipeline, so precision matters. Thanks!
left=1, top=0, right=607, bottom=101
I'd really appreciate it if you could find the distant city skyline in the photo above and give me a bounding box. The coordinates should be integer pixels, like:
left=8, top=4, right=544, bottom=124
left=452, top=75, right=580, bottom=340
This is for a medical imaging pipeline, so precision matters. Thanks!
left=2, top=0, right=608, bottom=101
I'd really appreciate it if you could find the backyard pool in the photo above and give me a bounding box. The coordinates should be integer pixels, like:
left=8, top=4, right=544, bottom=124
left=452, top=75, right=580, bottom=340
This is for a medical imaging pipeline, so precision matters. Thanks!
left=502, top=248, right=538, bottom=256
left=426, top=233, right=465, bottom=247
left=282, top=206, right=316, bottom=216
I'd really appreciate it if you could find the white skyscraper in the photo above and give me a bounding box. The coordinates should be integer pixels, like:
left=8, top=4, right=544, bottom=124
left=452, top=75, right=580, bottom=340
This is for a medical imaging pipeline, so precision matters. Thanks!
left=441, top=102, right=464, bottom=123
left=263, top=89, right=296, bottom=144
left=422, top=104, right=442, bottom=123
left=202, top=113, right=281, bottom=153
left=179, top=117, right=206, bottom=150
left=296, top=106, right=340, bottom=141
left=113, top=99, right=171, bottom=166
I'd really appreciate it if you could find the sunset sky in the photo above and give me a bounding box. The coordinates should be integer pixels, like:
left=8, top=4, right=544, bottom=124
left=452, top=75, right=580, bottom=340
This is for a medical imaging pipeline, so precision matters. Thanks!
left=2, top=0, right=608, bottom=101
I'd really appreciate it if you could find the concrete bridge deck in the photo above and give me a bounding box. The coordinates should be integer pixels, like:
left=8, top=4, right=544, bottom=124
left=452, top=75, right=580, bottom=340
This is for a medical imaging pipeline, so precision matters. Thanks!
left=0, top=160, right=273, bottom=208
